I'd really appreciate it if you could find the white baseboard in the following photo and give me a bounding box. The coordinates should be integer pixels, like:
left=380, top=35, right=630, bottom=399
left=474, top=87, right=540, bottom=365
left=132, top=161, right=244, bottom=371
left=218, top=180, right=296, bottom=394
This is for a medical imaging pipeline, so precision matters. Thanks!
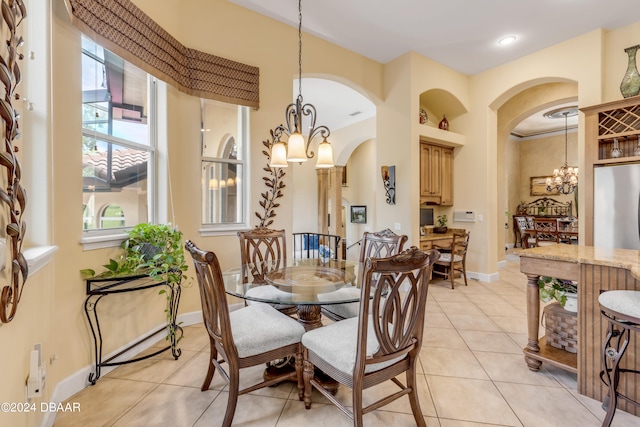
left=42, top=310, right=203, bottom=427
left=466, top=270, right=500, bottom=283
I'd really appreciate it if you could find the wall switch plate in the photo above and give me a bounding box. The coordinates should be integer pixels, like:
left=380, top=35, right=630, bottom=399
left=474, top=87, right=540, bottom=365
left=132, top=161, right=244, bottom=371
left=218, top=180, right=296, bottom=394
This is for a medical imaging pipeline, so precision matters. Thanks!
left=477, top=214, right=484, bottom=222
left=394, top=222, right=401, bottom=230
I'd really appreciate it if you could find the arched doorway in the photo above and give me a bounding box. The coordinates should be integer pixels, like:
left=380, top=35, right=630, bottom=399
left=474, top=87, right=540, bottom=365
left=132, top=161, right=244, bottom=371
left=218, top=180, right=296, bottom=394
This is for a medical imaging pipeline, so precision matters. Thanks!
left=496, top=81, right=579, bottom=259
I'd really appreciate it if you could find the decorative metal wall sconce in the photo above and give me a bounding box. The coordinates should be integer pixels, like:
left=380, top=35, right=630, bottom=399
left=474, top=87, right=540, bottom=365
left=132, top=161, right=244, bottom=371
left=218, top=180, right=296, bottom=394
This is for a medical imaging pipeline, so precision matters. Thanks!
left=0, top=0, right=28, bottom=323
left=381, top=166, right=396, bottom=205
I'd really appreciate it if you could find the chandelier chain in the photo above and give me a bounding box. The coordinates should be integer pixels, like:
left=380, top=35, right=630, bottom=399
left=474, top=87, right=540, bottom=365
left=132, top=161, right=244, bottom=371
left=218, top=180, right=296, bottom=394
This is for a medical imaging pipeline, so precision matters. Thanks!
left=297, top=0, right=302, bottom=99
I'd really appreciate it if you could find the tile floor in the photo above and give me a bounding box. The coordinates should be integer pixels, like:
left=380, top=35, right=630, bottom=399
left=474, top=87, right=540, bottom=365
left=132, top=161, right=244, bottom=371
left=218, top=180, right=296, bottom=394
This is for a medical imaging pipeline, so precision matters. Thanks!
left=54, top=256, right=639, bottom=426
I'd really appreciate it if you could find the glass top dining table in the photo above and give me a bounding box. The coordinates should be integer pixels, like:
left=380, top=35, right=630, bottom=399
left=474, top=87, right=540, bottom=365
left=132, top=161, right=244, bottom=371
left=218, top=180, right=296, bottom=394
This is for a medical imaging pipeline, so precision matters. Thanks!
left=222, top=258, right=363, bottom=330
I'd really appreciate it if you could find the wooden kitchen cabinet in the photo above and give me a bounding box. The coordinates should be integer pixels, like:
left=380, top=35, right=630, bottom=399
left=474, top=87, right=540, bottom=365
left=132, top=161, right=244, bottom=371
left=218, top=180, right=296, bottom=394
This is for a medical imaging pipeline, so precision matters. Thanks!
left=581, top=96, right=640, bottom=245
left=440, top=147, right=453, bottom=206
left=420, top=141, right=453, bottom=206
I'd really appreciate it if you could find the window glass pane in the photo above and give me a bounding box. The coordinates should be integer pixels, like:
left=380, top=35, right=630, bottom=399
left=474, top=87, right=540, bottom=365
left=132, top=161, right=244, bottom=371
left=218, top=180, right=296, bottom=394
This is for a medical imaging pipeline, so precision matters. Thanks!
left=81, top=37, right=149, bottom=145
left=81, top=35, right=153, bottom=234
left=202, top=99, right=243, bottom=161
left=202, top=161, right=244, bottom=224
left=201, top=98, right=248, bottom=228
left=82, top=136, right=149, bottom=231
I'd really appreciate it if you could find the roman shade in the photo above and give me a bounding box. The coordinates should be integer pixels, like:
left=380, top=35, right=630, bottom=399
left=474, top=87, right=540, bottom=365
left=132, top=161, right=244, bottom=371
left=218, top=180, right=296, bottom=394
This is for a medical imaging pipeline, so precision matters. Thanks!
left=64, top=0, right=260, bottom=108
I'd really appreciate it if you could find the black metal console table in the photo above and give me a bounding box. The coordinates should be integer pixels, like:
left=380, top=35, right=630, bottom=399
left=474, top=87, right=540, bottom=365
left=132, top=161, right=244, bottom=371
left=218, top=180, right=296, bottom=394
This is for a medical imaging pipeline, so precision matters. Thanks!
left=84, top=274, right=183, bottom=384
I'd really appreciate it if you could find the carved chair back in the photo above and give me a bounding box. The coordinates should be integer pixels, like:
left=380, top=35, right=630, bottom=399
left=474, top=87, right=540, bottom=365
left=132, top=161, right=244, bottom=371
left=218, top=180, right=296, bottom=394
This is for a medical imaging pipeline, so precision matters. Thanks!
left=357, top=247, right=439, bottom=368
left=237, top=227, right=286, bottom=283
left=302, top=247, right=440, bottom=422
left=359, top=228, right=408, bottom=262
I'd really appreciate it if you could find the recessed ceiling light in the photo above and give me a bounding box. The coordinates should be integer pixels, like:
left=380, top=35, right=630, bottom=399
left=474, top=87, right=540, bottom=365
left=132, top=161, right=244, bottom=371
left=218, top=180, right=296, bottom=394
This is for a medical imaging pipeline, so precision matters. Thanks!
left=498, top=35, right=517, bottom=46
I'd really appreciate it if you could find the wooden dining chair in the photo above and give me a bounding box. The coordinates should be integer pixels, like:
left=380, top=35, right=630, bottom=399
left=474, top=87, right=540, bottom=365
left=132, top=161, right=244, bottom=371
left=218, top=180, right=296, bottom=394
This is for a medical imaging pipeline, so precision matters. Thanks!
left=515, top=216, right=536, bottom=248
left=533, top=218, right=559, bottom=246
left=238, top=226, right=296, bottom=315
left=185, top=240, right=305, bottom=427
left=302, top=247, right=439, bottom=426
left=321, top=228, right=407, bottom=321
left=432, top=230, right=470, bottom=289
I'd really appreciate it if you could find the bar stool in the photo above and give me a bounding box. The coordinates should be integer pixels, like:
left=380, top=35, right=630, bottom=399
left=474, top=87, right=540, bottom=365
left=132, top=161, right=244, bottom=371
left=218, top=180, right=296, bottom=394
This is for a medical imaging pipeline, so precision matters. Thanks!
left=598, top=290, right=640, bottom=427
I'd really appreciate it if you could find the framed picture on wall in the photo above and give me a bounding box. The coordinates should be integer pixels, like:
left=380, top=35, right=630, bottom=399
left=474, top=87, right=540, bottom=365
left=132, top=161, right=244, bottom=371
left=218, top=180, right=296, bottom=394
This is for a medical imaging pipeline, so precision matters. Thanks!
left=530, top=176, right=560, bottom=196
left=350, top=205, right=367, bottom=223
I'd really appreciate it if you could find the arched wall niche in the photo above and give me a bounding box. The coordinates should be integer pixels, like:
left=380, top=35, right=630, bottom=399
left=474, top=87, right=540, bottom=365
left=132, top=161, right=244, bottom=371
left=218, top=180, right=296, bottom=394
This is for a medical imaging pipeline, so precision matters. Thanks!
left=494, top=80, right=579, bottom=258
left=419, top=88, right=467, bottom=127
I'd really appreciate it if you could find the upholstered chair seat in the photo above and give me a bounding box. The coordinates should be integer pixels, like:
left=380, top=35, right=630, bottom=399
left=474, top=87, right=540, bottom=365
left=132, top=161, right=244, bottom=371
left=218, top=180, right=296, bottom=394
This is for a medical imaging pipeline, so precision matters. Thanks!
left=231, top=303, right=304, bottom=358
left=302, top=317, right=406, bottom=376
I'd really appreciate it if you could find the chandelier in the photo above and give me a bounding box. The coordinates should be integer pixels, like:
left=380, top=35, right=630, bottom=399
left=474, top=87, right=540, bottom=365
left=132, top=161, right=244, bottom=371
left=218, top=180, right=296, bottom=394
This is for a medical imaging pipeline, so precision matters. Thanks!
left=545, top=108, right=578, bottom=194
left=269, top=0, right=334, bottom=169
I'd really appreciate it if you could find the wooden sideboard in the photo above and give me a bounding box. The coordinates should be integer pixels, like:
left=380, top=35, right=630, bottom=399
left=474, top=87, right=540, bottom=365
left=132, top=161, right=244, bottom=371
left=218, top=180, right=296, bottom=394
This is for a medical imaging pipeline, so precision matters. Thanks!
left=517, top=245, right=640, bottom=416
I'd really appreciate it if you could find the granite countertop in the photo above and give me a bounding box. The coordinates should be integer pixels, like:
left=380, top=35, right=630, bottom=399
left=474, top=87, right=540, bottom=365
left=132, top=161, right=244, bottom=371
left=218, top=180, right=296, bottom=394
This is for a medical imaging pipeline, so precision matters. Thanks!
left=514, top=245, right=640, bottom=280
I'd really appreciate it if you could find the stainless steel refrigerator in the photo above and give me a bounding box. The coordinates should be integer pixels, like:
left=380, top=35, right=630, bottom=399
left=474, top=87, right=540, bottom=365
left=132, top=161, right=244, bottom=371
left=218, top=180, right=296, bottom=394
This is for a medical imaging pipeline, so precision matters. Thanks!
left=593, top=163, right=640, bottom=249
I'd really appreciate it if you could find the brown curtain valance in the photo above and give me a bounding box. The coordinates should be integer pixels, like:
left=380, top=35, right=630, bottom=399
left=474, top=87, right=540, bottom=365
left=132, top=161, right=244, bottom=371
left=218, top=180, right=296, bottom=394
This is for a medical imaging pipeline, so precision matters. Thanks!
left=64, top=0, right=259, bottom=108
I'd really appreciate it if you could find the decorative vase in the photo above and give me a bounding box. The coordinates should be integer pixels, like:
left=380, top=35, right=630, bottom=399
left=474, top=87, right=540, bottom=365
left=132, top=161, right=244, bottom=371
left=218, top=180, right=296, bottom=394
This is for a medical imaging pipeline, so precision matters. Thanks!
left=438, top=115, right=449, bottom=131
left=419, top=108, right=428, bottom=124
left=563, top=293, right=578, bottom=313
left=433, top=226, right=448, bottom=234
left=620, top=45, right=640, bottom=98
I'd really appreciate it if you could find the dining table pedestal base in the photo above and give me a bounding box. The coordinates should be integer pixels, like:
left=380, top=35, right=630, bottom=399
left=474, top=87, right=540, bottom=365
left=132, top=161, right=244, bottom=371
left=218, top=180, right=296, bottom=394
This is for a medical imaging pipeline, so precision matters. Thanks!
left=296, top=305, right=323, bottom=331
left=264, top=359, right=339, bottom=395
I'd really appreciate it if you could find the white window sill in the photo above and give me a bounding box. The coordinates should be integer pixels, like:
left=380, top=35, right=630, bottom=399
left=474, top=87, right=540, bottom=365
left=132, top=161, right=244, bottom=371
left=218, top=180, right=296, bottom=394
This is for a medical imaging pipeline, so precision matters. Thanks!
left=199, top=225, right=251, bottom=237
left=23, top=245, right=58, bottom=275
left=80, top=232, right=128, bottom=250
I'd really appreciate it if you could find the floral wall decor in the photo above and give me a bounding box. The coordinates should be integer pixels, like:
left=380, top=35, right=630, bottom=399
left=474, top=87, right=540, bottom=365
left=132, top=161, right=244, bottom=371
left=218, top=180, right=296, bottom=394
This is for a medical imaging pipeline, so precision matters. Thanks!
left=255, top=130, right=286, bottom=227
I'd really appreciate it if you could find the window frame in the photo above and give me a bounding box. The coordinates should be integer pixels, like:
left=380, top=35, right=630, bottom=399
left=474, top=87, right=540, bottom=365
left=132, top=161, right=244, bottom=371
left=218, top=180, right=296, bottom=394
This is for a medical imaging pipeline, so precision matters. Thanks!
left=80, top=39, right=159, bottom=250
left=199, top=103, right=251, bottom=235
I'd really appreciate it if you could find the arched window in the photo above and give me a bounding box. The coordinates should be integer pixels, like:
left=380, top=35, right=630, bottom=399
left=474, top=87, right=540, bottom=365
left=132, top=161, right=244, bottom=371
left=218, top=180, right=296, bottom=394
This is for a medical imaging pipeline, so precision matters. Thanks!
left=100, top=204, right=126, bottom=229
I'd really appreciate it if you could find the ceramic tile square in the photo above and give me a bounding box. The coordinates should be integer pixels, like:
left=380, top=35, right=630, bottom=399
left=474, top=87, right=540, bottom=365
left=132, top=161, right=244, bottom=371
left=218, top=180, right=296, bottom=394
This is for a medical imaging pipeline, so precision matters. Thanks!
left=54, top=377, right=158, bottom=426
left=104, top=349, right=198, bottom=383
left=426, top=376, right=521, bottom=426
left=458, top=330, right=522, bottom=354
left=446, top=313, right=501, bottom=332
left=193, top=391, right=288, bottom=426
left=494, top=382, right=603, bottom=427
left=425, top=311, right=455, bottom=329
left=422, top=327, right=469, bottom=349
left=473, top=351, right=561, bottom=386
left=437, top=301, right=484, bottom=315
left=112, top=383, right=217, bottom=426
left=420, top=347, right=489, bottom=380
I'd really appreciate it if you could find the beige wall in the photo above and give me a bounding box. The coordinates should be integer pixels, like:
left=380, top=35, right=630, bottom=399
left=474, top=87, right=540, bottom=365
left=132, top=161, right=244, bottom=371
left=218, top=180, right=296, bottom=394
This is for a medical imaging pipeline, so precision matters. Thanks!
left=341, top=139, right=377, bottom=260
left=4, top=1, right=640, bottom=425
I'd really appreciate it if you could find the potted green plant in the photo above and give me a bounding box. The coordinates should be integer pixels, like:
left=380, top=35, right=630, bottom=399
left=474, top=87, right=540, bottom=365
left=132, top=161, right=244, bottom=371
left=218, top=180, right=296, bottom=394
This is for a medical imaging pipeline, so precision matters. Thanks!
left=81, top=223, right=189, bottom=341
left=434, top=214, right=448, bottom=234
left=538, top=276, right=578, bottom=312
